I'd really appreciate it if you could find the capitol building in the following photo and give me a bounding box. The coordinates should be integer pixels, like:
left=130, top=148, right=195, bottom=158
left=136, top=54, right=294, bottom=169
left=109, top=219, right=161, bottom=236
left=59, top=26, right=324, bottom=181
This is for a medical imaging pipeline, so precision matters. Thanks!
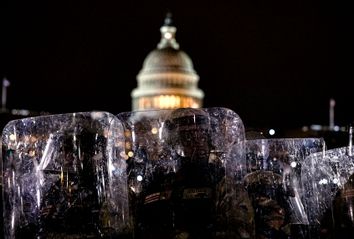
left=131, top=14, right=204, bottom=111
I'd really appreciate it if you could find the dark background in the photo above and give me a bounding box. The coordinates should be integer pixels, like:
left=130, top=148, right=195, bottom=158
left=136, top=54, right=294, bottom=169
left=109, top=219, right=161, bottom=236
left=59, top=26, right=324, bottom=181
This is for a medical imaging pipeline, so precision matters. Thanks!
left=1, top=0, right=353, bottom=129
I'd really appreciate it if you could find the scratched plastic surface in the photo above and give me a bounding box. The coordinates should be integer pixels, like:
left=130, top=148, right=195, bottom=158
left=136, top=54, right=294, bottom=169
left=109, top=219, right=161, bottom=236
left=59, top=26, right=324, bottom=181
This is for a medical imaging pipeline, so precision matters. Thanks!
left=245, top=138, right=325, bottom=239
left=117, top=107, right=249, bottom=239
left=302, top=146, right=354, bottom=238
left=1, top=112, right=131, bottom=238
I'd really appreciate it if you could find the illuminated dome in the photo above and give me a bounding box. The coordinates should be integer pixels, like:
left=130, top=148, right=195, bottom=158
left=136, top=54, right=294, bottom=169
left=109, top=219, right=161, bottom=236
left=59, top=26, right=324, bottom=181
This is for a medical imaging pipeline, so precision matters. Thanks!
left=142, top=48, right=195, bottom=74
left=131, top=14, right=204, bottom=111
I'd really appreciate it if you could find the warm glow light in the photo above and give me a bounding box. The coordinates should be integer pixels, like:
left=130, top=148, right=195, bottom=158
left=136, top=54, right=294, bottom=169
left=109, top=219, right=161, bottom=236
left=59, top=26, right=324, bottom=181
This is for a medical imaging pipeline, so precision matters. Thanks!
left=164, top=32, right=172, bottom=39
left=151, top=127, right=158, bottom=134
left=138, top=95, right=201, bottom=110
left=9, top=134, right=16, bottom=141
left=191, top=102, right=199, bottom=108
left=128, top=151, right=134, bottom=157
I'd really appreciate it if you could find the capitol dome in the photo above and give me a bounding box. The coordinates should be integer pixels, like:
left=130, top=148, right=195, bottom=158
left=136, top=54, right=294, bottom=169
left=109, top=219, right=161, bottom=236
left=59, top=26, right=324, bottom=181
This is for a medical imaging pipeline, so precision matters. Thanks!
left=141, top=48, right=195, bottom=74
left=131, top=14, right=204, bottom=111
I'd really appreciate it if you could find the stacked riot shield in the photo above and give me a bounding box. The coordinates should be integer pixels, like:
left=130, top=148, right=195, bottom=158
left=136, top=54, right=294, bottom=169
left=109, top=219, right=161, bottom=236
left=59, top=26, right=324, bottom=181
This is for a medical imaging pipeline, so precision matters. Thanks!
left=1, top=112, right=131, bottom=238
left=245, top=138, right=325, bottom=239
left=117, top=107, right=249, bottom=239
left=302, top=146, right=354, bottom=238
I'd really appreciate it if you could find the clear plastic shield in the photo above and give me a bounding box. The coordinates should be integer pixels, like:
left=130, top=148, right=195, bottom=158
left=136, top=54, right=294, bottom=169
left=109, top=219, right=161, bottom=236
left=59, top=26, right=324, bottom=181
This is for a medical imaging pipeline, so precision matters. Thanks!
left=245, top=138, right=325, bottom=239
left=1, top=112, right=131, bottom=238
left=117, top=107, right=248, bottom=239
left=302, top=146, right=354, bottom=238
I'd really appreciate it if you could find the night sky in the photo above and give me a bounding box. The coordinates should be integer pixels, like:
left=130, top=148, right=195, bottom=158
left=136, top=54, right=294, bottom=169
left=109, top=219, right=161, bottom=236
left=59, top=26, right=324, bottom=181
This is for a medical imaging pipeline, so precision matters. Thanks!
left=1, top=1, right=353, bottom=129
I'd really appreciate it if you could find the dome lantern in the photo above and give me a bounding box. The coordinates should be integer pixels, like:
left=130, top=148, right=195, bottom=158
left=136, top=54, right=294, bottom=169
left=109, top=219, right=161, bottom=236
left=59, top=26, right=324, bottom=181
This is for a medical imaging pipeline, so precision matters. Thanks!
left=157, top=13, right=179, bottom=50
